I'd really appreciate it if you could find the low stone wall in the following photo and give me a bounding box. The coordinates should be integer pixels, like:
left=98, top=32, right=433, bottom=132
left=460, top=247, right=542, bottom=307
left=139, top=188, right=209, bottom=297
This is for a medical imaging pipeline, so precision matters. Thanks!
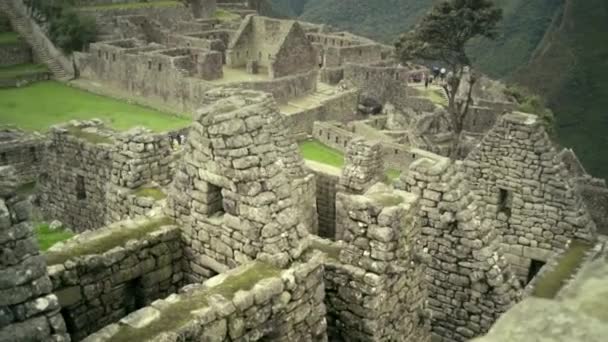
left=78, top=5, right=193, bottom=30
left=84, top=256, right=327, bottom=341
left=0, top=129, right=44, bottom=185
left=0, top=70, right=50, bottom=88
left=312, top=121, right=441, bottom=172
left=39, top=121, right=179, bottom=231
left=232, top=69, right=319, bottom=105
left=0, top=42, right=32, bottom=67
left=283, top=89, right=359, bottom=136
left=0, top=168, right=70, bottom=342
left=46, top=216, right=183, bottom=341
left=305, top=160, right=341, bottom=240
left=325, top=184, right=430, bottom=341
left=105, top=185, right=167, bottom=224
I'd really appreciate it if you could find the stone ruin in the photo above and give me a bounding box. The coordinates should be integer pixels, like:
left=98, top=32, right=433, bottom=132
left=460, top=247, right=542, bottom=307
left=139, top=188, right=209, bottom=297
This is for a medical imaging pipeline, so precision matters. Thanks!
left=1, top=2, right=608, bottom=341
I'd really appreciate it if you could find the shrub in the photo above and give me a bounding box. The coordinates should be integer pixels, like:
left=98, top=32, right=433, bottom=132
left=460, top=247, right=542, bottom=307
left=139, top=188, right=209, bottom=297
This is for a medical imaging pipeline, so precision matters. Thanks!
left=505, top=84, right=556, bottom=137
left=48, top=9, right=96, bottom=53
left=25, top=0, right=97, bottom=53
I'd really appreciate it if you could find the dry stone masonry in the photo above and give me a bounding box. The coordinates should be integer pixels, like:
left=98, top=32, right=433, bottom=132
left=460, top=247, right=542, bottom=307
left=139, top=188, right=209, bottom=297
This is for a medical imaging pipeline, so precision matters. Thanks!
left=1, top=3, right=607, bottom=341
left=0, top=166, right=69, bottom=342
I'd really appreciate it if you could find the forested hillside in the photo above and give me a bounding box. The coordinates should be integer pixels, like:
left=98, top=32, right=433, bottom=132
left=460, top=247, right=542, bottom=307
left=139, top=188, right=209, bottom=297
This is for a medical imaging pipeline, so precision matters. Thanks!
left=269, top=0, right=608, bottom=180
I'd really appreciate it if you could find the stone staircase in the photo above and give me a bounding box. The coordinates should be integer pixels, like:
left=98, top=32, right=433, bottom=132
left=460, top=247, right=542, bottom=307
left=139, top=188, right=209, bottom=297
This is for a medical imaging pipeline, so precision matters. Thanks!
left=0, top=0, right=73, bottom=80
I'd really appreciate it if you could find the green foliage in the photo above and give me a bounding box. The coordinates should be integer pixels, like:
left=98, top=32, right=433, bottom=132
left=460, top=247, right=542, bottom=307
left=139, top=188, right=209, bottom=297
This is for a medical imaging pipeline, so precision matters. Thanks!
left=396, top=0, right=503, bottom=69
left=45, top=217, right=174, bottom=265
left=133, top=187, right=167, bottom=200
left=505, top=85, right=556, bottom=136
left=25, top=0, right=97, bottom=53
left=48, top=9, right=97, bottom=53
left=35, top=223, right=74, bottom=251
left=110, top=262, right=280, bottom=342
left=298, top=140, right=344, bottom=167
left=532, top=240, right=592, bottom=299
left=0, top=32, right=21, bottom=45
left=0, top=81, right=191, bottom=132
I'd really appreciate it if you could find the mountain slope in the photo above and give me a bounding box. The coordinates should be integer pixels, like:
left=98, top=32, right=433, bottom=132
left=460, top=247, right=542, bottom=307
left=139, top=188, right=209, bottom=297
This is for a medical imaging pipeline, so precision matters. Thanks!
left=269, top=0, right=608, bottom=179
left=514, top=0, right=608, bottom=179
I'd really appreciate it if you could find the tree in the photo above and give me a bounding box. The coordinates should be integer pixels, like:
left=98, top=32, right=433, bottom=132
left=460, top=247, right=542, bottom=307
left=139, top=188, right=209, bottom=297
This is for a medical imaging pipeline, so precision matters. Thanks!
left=396, top=0, right=502, bottom=143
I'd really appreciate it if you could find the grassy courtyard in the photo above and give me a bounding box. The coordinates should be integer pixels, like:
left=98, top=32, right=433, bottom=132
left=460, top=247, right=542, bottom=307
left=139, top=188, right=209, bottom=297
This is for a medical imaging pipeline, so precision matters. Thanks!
left=298, top=139, right=402, bottom=181
left=35, top=223, right=74, bottom=251
left=0, top=81, right=191, bottom=132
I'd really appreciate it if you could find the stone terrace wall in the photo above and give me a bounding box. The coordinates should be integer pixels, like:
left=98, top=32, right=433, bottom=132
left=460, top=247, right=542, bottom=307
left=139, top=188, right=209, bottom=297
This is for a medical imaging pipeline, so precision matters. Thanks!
left=398, top=157, right=522, bottom=341
left=312, top=121, right=441, bottom=172
left=464, top=112, right=597, bottom=279
left=282, top=89, right=359, bottom=137
left=84, top=256, right=327, bottom=342
left=78, top=5, right=193, bottom=30
left=0, top=41, right=32, bottom=67
left=344, top=64, right=409, bottom=107
left=0, top=128, right=44, bottom=185
left=167, top=89, right=312, bottom=283
left=45, top=217, right=183, bottom=341
left=0, top=167, right=69, bottom=342
left=328, top=185, right=430, bottom=341
left=40, top=121, right=179, bottom=231
left=39, top=124, right=115, bottom=231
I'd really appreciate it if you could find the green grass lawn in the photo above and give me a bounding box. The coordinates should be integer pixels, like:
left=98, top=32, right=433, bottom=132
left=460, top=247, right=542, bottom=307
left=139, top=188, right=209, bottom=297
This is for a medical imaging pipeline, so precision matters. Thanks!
left=299, top=140, right=344, bottom=167
left=78, top=0, right=180, bottom=11
left=215, top=9, right=240, bottom=21
left=532, top=240, right=593, bottom=299
left=35, top=223, right=74, bottom=251
left=0, top=81, right=191, bottom=132
left=0, top=32, right=21, bottom=45
left=0, top=63, right=48, bottom=80
left=299, top=139, right=402, bottom=180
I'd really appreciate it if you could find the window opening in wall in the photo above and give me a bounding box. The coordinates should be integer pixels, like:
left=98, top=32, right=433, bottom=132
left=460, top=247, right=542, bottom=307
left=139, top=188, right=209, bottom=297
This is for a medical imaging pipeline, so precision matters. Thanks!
left=359, top=49, right=362, bottom=56
left=112, top=53, right=116, bottom=62
left=30, top=147, right=37, bottom=162
left=527, top=259, right=545, bottom=284
left=97, top=50, right=101, bottom=58
left=158, top=63, right=162, bottom=71
left=412, top=153, right=416, bottom=159
left=366, top=72, right=369, bottom=80
left=0, top=152, right=6, bottom=164
left=258, top=51, right=262, bottom=60
left=76, top=175, right=86, bottom=200
left=148, top=61, right=152, bottom=70
left=498, top=188, right=512, bottom=216
left=207, top=183, right=225, bottom=216
left=246, top=50, right=249, bottom=57
left=335, top=136, right=339, bottom=144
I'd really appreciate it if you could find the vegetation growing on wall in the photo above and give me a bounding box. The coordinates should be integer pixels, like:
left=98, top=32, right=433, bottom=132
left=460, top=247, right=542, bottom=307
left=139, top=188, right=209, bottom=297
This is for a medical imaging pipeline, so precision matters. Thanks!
left=25, top=0, right=97, bottom=53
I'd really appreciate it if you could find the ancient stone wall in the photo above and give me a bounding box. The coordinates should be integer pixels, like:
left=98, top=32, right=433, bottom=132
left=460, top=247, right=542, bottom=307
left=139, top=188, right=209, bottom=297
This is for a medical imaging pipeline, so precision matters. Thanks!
left=84, top=256, right=327, bottom=342
left=338, top=138, right=383, bottom=195
left=0, top=129, right=44, bottom=186
left=39, top=121, right=179, bottom=231
left=167, top=89, right=313, bottom=283
left=397, top=156, right=523, bottom=341
left=282, top=89, right=359, bottom=136
left=343, top=64, right=409, bottom=107
left=464, top=112, right=597, bottom=279
left=271, top=20, right=317, bottom=78
left=0, top=41, right=32, bottom=67
left=79, top=40, right=221, bottom=112
left=226, top=16, right=316, bottom=79
left=230, top=69, right=318, bottom=104
left=78, top=4, right=193, bottom=31
left=45, top=216, right=183, bottom=341
left=305, top=160, right=341, bottom=240
left=327, top=184, right=430, bottom=341
left=0, top=166, right=69, bottom=342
